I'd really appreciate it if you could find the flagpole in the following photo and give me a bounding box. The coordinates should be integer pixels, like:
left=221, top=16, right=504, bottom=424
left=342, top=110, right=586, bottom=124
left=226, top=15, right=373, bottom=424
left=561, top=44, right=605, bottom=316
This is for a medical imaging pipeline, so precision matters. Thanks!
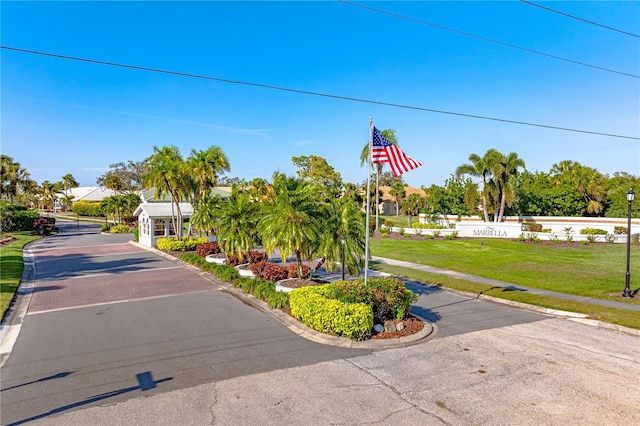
left=364, top=117, right=373, bottom=285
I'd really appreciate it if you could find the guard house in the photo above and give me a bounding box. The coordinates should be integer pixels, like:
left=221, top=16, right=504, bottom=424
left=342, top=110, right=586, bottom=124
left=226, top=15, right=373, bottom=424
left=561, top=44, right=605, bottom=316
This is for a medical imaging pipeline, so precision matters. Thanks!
left=133, top=202, right=194, bottom=248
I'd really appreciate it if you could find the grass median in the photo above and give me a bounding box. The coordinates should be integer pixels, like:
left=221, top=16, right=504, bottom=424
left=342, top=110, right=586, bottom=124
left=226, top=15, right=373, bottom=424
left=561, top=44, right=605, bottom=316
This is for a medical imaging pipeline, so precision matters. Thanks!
left=370, top=237, right=640, bottom=330
left=1, top=232, right=41, bottom=319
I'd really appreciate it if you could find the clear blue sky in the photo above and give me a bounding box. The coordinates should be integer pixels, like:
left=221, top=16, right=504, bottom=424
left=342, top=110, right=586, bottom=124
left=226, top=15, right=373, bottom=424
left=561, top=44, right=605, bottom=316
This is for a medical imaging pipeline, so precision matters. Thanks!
left=2, top=1, right=639, bottom=188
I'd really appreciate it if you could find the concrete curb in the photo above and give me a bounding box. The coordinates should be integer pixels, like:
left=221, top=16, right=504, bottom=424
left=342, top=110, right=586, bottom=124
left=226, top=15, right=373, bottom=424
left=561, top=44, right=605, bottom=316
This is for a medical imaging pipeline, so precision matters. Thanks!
left=0, top=244, right=37, bottom=368
left=129, top=241, right=436, bottom=349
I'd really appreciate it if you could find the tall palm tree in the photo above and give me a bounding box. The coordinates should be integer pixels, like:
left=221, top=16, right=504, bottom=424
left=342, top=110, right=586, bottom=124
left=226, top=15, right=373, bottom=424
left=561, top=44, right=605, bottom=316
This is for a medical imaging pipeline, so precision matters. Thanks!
left=186, top=146, right=230, bottom=200
left=1, top=155, right=30, bottom=205
left=314, top=197, right=366, bottom=276
left=360, top=129, right=398, bottom=229
left=258, top=173, right=320, bottom=278
left=217, top=190, right=261, bottom=262
left=60, top=173, right=79, bottom=210
left=144, top=145, right=188, bottom=240
left=389, top=180, right=406, bottom=217
left=190, top=193, right=223, bottom=236
left=456, top=149, right=502, bottom=222
left=494, top=152, right=526, bottom=222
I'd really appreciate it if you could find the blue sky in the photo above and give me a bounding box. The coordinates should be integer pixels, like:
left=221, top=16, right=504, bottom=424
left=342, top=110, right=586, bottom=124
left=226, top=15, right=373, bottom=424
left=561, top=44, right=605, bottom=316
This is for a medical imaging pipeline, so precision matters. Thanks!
left=2, top=1, right=639, bottom=189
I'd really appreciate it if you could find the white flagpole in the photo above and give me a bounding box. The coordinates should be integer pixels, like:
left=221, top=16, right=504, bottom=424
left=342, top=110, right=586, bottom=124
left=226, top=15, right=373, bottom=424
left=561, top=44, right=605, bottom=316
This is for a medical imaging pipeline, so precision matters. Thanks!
left=364, top=117, right=373, bottom=285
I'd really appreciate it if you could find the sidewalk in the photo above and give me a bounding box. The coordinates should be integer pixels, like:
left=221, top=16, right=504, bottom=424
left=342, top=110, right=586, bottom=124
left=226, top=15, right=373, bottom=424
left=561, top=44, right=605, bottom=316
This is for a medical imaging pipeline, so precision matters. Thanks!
left=372, top=256, right=640, bottom=312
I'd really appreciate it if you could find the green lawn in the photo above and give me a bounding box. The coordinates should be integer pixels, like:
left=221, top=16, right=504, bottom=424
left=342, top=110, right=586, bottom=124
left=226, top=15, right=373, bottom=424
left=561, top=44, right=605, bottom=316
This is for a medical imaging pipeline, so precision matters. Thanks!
left=0, top=232, right=41, bottom=319
left=370, top=237, right=640, bottom=303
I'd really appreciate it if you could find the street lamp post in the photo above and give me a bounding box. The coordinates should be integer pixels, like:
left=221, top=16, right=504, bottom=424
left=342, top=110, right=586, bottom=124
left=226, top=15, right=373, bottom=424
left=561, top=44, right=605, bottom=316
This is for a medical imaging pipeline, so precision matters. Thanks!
left=341, top=236, right=346, bottom=281
left=623, top=188, right=635, bottom=298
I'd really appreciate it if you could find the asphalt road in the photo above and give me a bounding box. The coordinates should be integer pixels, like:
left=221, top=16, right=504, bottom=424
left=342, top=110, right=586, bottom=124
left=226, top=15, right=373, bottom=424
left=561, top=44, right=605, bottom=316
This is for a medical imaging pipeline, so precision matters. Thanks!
left=3, top=221, right=636, bottom=425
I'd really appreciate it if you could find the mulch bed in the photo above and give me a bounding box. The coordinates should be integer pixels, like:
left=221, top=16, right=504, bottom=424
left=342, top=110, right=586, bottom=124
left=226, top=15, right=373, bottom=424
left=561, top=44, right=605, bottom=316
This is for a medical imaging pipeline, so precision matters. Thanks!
left=372, top=317, right=425, bottom=339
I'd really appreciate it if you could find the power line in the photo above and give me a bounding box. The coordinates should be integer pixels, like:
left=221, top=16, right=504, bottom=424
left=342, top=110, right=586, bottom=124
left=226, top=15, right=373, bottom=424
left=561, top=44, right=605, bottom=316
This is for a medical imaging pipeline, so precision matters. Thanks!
left=338, top=0, right=639, bottom=79
left=521, top=0, right=640, bottom=38
left=2, top=45, right=638, bottom=141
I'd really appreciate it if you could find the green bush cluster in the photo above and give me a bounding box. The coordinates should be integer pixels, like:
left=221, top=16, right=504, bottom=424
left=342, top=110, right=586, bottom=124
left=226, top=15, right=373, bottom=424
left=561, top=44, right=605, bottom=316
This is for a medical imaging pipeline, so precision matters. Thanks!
left=289, top=286, right=373, bottom=340
left=109, top=224, right=132, bottom=234
left=0, top=204, right=39, bottom=232
left=179, top=253, right=241, bottom=282
left=326, top=277, right=417, bottom=321
left=156, top=236, right=208, bottom=251
left=614, top=226, right=627, bottom=235
left=410, top=223, right=446, bottom=229
left=72, top=200, right=103, bottom=217
left=580, top=228, right=608, bottom=235
left=231, top=277, right=290, bottom=309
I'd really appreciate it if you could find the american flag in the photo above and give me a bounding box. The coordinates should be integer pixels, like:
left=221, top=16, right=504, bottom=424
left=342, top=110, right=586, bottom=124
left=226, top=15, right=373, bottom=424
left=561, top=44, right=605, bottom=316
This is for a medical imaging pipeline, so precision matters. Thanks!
left=371, top=126, right=423, bottom=177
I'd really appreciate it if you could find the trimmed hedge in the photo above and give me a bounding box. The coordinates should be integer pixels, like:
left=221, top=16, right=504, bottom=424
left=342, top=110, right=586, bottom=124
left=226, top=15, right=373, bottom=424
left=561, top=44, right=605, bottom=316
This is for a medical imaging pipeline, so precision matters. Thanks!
left=71, top=200, right=103, bottom=217
left=0, top=206, right=39, bottom=232
left=290, top=286, right=373, bottom=340
left=580, top=227, right=608, bottom=235
left=156, top=236, right=208, bottom=251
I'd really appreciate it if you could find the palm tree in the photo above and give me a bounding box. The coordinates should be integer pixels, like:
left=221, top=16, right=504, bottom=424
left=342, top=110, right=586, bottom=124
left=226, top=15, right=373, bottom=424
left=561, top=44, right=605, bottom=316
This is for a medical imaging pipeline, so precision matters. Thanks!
left=216, top=190, right=261, bottom=263
left=144, top=145, right=188, bottom=240
left=1, top=155, right=30, bottom=205
left=402, top=193, right=426, bottom=227
left=190, top=193, right=223, bottom=236
left=389, top=180, right=406, bottom=217
left=60, top=173, right=79, bottom=210
left=456, top=149, right=502, bottom=222
left=360, top=129, right=398, bottom=229
left=314, top=197, right=366, bottom=276
left=38, top=181, right=60, bottom=210
left=494, top=152, right=526, bottom=222
left=258, top=173, right=321, bottom=278
left=186, top=146, right=230, bottom=200
left=550, top=160, right=607, bottom=215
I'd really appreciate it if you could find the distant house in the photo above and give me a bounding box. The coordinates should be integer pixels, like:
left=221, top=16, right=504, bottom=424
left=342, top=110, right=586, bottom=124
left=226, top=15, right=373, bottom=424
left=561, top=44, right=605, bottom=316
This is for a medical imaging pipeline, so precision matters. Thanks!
left=377, top=186, right=424, bottom=216
left=57, top=187, right=118, bottom=205
left=133, top=202, right=194, bottom=248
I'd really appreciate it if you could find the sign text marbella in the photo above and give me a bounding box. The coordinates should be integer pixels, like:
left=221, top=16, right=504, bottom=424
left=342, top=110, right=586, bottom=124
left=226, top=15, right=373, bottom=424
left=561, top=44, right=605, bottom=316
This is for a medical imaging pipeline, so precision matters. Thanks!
left=473, top=227, right=507, bottom=237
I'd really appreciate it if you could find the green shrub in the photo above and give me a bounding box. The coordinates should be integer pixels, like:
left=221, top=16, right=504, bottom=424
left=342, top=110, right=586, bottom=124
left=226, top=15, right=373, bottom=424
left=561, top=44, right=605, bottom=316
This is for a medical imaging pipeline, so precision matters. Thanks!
left=211, top=264, right=240, bottom=282
left=156, top=236, right=208, bottom=251
left=289, top=286, right=373, bottom=340
left=325, top=277, right=417, bottom=321
left=580, top=227, right=608, bottom=235
left=604, top=234, right=617, bottom=244
left=445, top=232, right=459, bottom=240
left=424, top=233, right=434, bottom=239
left=267, top=291, right=290, bottom=309
left=72, top=200, right=103, bottom=217
left=101, top=223, right=112, bottom=232
left=397, top=227, right=405, bottom=235
left=432, top=230, right=441, bottom=238
left=109, top=224, right=131, bottom=234
left=585, top=234, right=599, bottom=243
left=384, top=219, right=394, bottom=227
left=410, top=223, right=446, bottom=229
left=132, top=227, right=139, bottom=242
left=614, top=226, right=627, bottom=235
left=0, top=206, right=39, bottom=232
left=540, top=228, right=551, bottom=233
left=179, top=253, right=207, bottom=268
left=254, top=280, right=276, bottom=300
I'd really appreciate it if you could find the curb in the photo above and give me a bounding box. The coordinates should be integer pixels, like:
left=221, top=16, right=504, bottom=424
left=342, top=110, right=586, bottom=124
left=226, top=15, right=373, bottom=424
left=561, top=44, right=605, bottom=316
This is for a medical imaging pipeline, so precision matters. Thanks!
left=129, top=241, right=437, bottom=349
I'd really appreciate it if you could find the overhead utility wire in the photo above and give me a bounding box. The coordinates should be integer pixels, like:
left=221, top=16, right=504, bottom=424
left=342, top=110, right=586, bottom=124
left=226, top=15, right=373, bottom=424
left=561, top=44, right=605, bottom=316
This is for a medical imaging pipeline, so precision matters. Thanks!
left=338, top=0, right=639, bottom=79
left=521, top=0, right=640, bottom=38
left=2, top=46, right=638, bottom=141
